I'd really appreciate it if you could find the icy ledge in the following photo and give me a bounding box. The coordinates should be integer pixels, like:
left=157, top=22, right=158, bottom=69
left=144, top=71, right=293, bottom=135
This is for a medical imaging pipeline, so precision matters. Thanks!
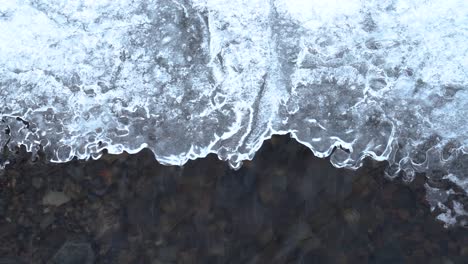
left=1, top=0, right=467, bottom=226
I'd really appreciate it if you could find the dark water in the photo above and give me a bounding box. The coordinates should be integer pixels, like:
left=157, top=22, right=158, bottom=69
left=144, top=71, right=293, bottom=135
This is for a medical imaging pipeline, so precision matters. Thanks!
left=0, top=135, right=467, bottom=263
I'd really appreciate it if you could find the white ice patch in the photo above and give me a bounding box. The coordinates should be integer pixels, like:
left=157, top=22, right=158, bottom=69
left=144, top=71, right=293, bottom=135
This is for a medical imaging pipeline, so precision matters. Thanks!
left=275, top=0, right=362, bottom=30
left=0, top=0, right=467, bottom=226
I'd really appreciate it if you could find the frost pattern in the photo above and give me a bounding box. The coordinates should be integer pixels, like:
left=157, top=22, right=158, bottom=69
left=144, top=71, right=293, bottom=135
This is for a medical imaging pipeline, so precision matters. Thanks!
left=1, top=0, right=467, bottom=225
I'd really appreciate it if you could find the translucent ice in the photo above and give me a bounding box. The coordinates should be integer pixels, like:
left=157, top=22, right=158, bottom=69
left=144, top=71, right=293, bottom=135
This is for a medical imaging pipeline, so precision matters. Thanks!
left=1, top=0, right=467, bottom=225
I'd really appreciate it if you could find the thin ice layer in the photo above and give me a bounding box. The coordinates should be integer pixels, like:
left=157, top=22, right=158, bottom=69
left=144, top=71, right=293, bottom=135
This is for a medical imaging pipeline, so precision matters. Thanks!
left=0, top=0, right=467, bottom=224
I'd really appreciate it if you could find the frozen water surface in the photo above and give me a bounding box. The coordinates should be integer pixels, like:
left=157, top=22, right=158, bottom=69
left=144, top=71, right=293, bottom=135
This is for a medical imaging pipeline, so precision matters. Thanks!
left=0, top=0, right=467, bottom=225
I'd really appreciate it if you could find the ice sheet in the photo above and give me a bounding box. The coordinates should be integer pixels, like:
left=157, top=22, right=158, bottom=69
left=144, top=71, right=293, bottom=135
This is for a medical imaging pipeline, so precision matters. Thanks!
left=1, top=0, right=467, bottom=225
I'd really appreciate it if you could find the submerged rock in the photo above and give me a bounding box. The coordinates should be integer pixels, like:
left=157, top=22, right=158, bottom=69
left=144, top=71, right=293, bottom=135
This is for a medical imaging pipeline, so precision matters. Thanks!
left=42, top=191, right=71, bottom=207
left=49, top=242, right=94, bottom=264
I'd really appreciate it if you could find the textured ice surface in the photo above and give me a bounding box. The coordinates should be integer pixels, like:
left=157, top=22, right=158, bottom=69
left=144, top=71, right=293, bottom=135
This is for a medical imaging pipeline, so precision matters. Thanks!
left=0, top=0, right=467, bottom=225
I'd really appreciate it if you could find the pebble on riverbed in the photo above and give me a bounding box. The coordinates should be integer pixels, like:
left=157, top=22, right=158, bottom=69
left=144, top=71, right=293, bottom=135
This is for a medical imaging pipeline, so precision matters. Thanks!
left=42, top=191, right=71, bottom=207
